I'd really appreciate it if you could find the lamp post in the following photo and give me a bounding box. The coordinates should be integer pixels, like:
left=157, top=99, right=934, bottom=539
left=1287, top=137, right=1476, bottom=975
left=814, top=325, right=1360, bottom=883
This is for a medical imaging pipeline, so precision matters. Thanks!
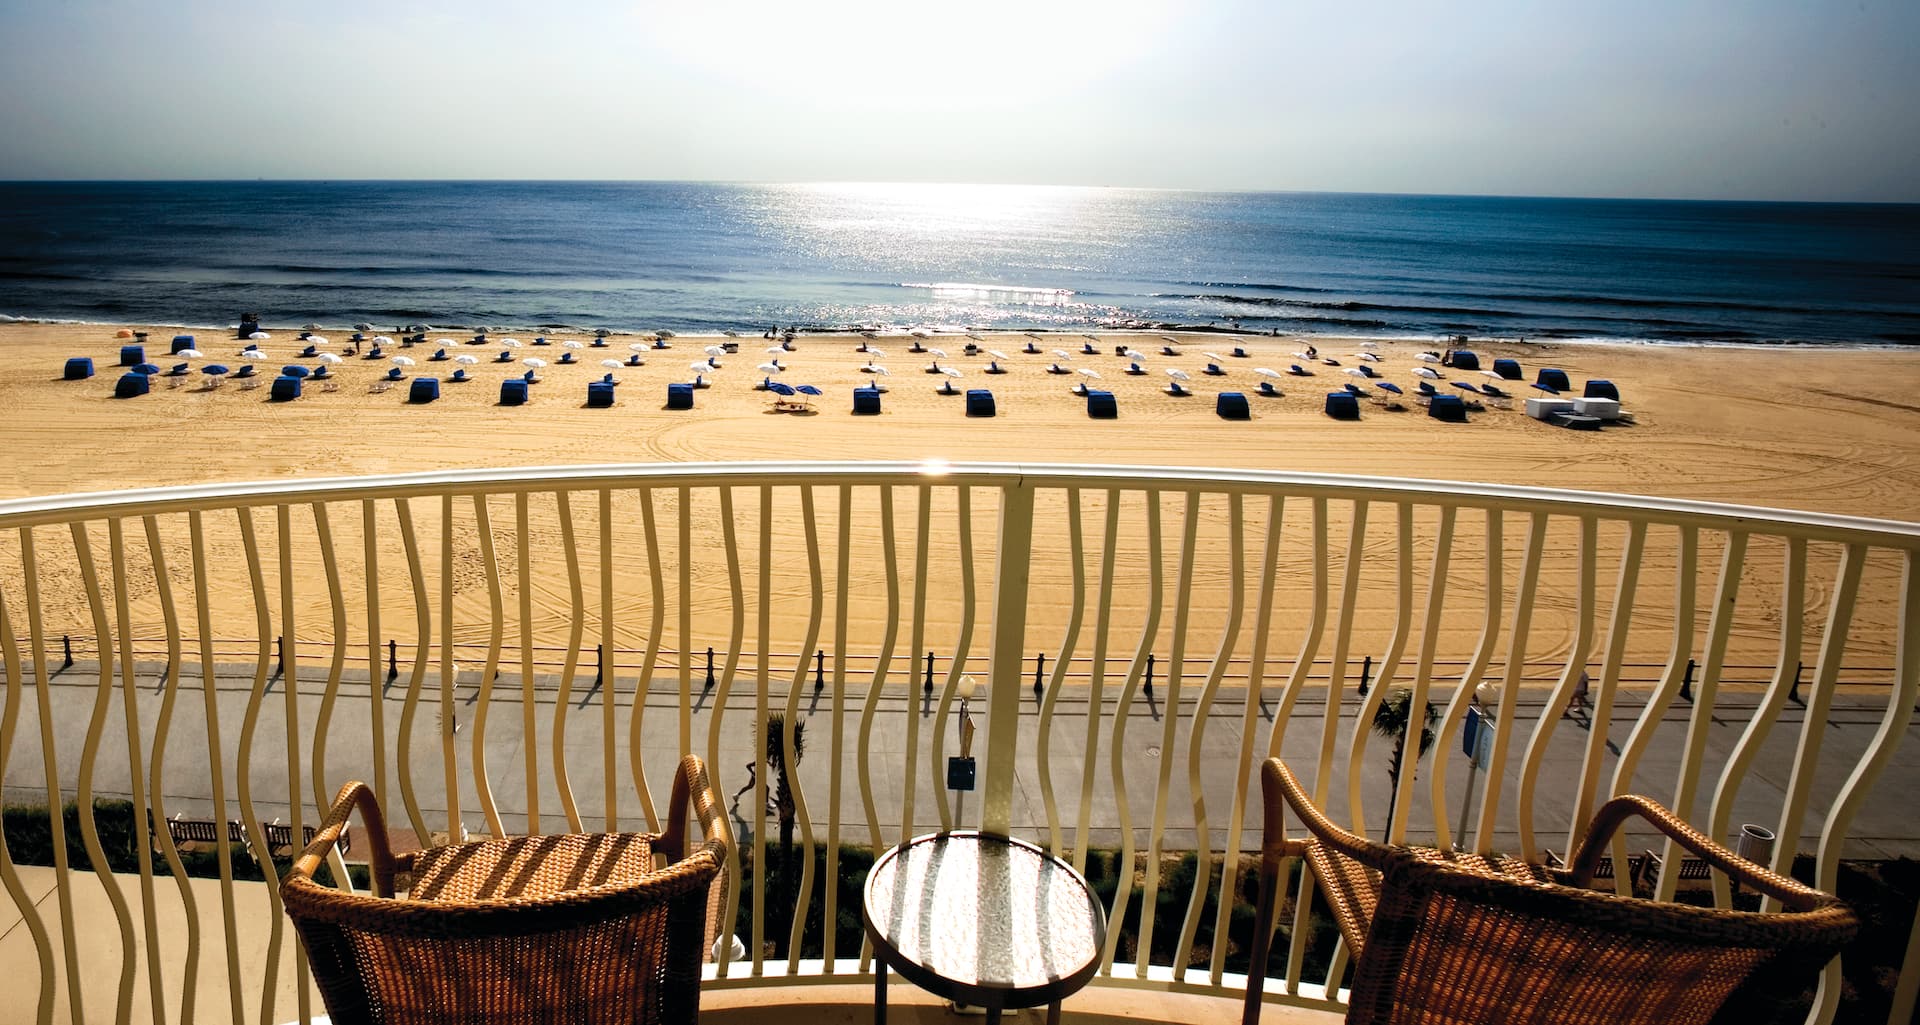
left=1455, top=682, right=1499, bottom=852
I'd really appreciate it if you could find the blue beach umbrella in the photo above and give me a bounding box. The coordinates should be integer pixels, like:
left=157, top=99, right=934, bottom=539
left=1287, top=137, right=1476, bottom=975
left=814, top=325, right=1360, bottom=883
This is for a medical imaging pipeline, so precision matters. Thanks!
left=132, top=363, right=161, bottom=375
left=1376, top=381, right=1403, bottom=395
left=794, top=385, right=823, bottom=396
left=767, top=381, right=797, bottom=396
left=201, top=364, right=231, bottom=376
left=282, top=365, right=311, bottom=378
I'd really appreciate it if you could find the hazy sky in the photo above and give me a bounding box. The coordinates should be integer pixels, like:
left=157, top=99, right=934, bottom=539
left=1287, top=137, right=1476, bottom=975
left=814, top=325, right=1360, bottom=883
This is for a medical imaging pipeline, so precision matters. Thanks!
left=1, top=0, right=1915, bottom=201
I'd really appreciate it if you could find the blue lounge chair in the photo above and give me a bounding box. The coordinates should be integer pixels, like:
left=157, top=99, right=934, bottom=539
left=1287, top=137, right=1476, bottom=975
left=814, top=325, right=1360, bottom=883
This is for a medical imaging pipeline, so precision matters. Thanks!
left=1081, top=342, right=1097, bottom=355
left=1480, top=383, right=1507, bottom=398
left=311, top=365, right=330, bottom=379
left=1231, top=346, right=1249, bottom=358
left=1257, top=381, right=1280, bottom=397
left=666, top=382, right=694, bottom=409
left=626, top=354, right=643, bottom=366
left=496, top=351, right=516, bottom=363
left=299, top=345, right=318, bottom=358
left=533, top=337, right=550, bottom=346
left=652, top=339, right=669, bottom=350
left=409, top=378, right=440, bottom=403
left=1584, top=379, right=1619, bottom=400
left=986, top=361, right=1006, bottom=374
left=558, top=352, right=576, bottom=364
left=522, top=369, right=538, bottom=383
left=1493, top=358, right=1522, bottom=380
left=164, top=362, right=190, bottom=377
left=367, top=345, right=384, bottom=359
left=1160, top=345, right=1179, bottom=356
left=592, top=338, right=610, bottom=348
left=1287, top=364, right=1312, bottom=376
left=1024, top=342, right=1041, bottom=354
left=119, top=345, right=145, bottom=366
left=1217, top=392, right=1251, bottom=419
left=1204, top=363, right=1225, bottom=376
left=233, top=364, right=257, bottom=379
left=965, top=389, right=995, bottom=417
left=1325, top=392, right=1360, bottom=420
left=1429, top=394, right=1468, bottom=422
left=1167, top=381, right=1190, bottom=396
left=937, top=380, right=959, bottom=395
left=1126, top=363, right=1146, bottom=375
left=270, top=375, right=302, bottom=401
left=113, top=372, right=150, bottom=398
left=1537, top=368, right=1571, bottom=392
left=64, top=357, right=94, bottom=380
left=852, top=386, right=881, bottom=415
left=586, top=381, right=615, bottom=407
left=429, top=348, right=449, bottom=361
left=1086, top=390, right=1117, bottom=419
left=500, top=379, right=529, bottom=406
left=171, top=334, right=196, bottom=354
left=385, top=367, right=404, bottom=381
left=449, top=369, right=470, bottom=382
left=602, top=373, right=618, bottom=384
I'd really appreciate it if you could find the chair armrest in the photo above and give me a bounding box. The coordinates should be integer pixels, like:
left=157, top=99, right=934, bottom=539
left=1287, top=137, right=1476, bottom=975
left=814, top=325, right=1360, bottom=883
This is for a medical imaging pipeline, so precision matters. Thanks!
left=289, top=782, right=398, bottom=898
left=660, top=754, right=732, bottom=863
left=1261, top=758, right=1394, bottom=873
left=1571, top=795, right=1830, bottom=911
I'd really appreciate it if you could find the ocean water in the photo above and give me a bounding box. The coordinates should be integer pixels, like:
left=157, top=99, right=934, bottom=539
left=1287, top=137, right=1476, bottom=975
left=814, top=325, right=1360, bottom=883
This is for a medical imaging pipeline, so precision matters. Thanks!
left=1, top=181, right=1916, bottom=345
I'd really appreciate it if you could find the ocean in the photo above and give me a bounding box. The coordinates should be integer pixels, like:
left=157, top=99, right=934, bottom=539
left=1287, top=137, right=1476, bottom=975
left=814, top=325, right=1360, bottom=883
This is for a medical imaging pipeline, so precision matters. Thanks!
left=1, top=181, right=1915, bottom=345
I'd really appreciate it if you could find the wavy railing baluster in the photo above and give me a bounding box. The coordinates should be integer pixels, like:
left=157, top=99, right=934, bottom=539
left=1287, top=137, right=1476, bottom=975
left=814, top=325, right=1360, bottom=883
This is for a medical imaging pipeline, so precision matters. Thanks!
left=1388, top=506, right=1453, bottom=846
left=108, top=520, right=169, bottom=1024
left=1570, top=522, right=1645, bottom=883
left=824, top=484, right=852, bottom=968
left=1213, top=494, right=1283, bottom=985
left=310, top=504, right=350, bottom=875
left=1707, top=538, right=1805, bottom=908
left=1608, top=526, right=1699, bottom=873
left=1809, top=549, right=1919, bottom=1023
left=363, top=500, right=387, bottom=813
left=706, top=486, right=747, bottom=975
left=141, top=514, right=199, bottom=1023
left=600, top=488, right=616, bottom=832
left=930, top=486, right=976, bottom=831
left=1135, top=492, right=1200, bottom=977
left=631, top=487, right=665, bottom=831
left=470, top=494, right=507, bottom=838
left=1474, top=512, right=1547, bottom=855
left=188, top=510, right=246, bottom=1023
left=1652, top=530, right=1746, bottom=901
left=440, top=493, right=460, bottom=842
left=902, top=484, right=930, bottom=844
left=1276, top=498, right=1328, bottom=996
left=1037, top=488, right=1087, bottom=857
left=1426, top=509, right=1505, bottom=852
left=1517, top=516, right=1598, bottom=860
left=678, top=486, right=694, bottom=758
left=1347, top=502, right=1412, bottom=837
left=783, top=485, right=824, bottom=963
left=72, top=521, right=137, bottom=1025
left=1766, top=544, right=1865, bottom=915
left=19, top=528, right=86, bottom=1024
left=751, top=485, right=772, bottom=974
left=393, top=498, right=433, bottom=845
left=0, top=556, right=56, bottom=1025
left=1312, top=499, right=1370, bottom=989
left=275, top=504, right=313, bottom=1024
left=855, top=486, right=899, bottom=972
left=1074, top=491, right=1122, bottom=875
left=232, top=507, right=283, bottom=1025
left=1174, top=492, right=1244, bottom=977
left=1101, top=492, right=1161, bottom=975
left=553, top=491, right=586, bottom=833
left=517, top=492, right=539, bottom=835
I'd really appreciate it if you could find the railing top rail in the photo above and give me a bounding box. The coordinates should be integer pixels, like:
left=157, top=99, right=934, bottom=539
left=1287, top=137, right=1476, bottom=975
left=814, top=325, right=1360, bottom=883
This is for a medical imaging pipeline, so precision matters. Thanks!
left=1, top=461, right=1917, bottom=546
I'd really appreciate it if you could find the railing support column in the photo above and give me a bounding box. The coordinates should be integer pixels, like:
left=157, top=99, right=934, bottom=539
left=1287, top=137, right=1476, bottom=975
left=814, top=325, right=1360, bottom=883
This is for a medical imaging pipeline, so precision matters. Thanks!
left=387, top=638, right=398, bottom=682
left=62, top=634, right=73, bottom=668
left=981, top=478, right=1034, bottom=837
left=1033, top=651, right=1046, bottom=698
left=704, top=646, right=716, bottom=692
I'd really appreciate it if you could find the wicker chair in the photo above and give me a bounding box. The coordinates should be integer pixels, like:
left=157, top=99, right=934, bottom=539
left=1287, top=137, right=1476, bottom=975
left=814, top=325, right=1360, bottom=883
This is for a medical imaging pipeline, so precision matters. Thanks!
left=1243, top=757, right=1857, bottom=1025
left=283, top=754, right=732, bottom=1025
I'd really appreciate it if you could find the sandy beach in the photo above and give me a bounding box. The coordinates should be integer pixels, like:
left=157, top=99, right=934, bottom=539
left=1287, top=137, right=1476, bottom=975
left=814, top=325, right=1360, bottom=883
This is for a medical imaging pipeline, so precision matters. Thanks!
left=3, top=321, right=1918, bottom=677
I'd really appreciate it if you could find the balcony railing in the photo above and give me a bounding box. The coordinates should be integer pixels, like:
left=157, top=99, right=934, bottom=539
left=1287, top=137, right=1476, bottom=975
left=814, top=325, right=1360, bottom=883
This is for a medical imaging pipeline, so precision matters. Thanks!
left=1, top=462, right=1916, bottom=1025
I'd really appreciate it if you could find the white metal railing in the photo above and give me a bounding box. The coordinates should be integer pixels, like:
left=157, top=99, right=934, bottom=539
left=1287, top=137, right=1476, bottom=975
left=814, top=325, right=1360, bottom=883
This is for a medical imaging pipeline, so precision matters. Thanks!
left=0, top=462, right=1916, bottom=1025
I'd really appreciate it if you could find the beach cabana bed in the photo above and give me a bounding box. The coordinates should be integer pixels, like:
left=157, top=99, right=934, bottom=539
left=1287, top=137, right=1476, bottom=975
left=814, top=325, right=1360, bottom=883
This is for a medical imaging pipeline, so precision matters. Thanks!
left=409, top=378, right=440, bottom=404
left=1324, top=392, right=1359, bottom=420
left=1217, top=392, right=1251, bottom=420
left=586, top=381, right=615, bottom=408
left=119, top=345, right=145, bottom=367
left=852, top=386, right=881, bottom=415
left=1584, top=379, right=1619, bottom=400
left=1086, top=390, right=1117, bottom=419
left=64, top=357, right=94, bottom=380
left=965, top=389, right=995, bottom=417
left=270, top=375, right=302, bottom=402
left=1429, top=393, right=1468, bottom=422
left=1536, top=368, right=1571, bottom=392
left=113, top=372, right=150, bottom=398
left=500, top=379, right=529, bottom=406
left=666, top=383, right=694, bottom=410
left=1493, top=357, right=1522, bottom=380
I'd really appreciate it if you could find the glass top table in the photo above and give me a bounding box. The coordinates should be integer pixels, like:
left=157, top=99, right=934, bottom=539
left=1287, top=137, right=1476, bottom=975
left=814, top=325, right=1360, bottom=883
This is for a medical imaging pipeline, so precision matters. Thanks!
left=862, top=830, right=1106, bottom=1025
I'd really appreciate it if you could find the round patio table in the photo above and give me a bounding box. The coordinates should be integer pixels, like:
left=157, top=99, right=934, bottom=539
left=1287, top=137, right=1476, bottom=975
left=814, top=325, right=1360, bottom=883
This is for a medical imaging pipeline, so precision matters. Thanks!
left=862, top=830, right=1106, bottom=1025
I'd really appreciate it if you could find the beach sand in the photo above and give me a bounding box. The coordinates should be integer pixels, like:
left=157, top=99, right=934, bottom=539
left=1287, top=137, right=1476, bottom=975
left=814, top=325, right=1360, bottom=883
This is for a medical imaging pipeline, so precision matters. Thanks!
left=2, top=322, right=1918, bottom=678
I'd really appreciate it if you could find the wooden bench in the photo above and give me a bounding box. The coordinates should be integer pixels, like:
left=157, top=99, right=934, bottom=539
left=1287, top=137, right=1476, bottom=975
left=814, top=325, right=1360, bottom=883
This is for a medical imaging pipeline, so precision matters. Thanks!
left=259, top=820, right=350, bottom=861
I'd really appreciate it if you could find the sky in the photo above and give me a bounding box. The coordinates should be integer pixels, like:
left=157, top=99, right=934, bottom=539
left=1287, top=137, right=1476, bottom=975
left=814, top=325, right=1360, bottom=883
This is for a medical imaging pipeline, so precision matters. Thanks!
left=0, top=0, right=1915, bottom=201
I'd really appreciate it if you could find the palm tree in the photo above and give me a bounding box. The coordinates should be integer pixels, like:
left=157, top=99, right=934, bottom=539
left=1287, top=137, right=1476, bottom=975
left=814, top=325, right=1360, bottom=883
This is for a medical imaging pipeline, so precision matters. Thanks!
left=1371, top=688, right=1437, bottom=839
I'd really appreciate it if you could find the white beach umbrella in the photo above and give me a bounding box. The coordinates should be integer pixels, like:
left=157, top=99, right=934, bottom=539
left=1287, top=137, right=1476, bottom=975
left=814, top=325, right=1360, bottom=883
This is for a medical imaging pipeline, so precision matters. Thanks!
left=562, top=339, right=584, bottom=350
left=1413, top=366, right=1442, bottom=380
left=501, top=339, right=522, bottom=349
left=690, top=361, right=715, bottom=373
left=1204, top=352, right=1226, bottom=362
left=765, top=346, right=786, bottom=354
left=1344, top=367, right=1371, bottom=379
left=241, top=350, right=269, bottom=362
left=941, top=366, right=963, bottom=378
left=1359, top=340, right=1380, bottom=349
left=176, top=349, right=202, bottom=359
left=454, top=354, right=481, bottom=365
left=707, top=345, right=730, bottom=357
left=910, top=328, right=931, bottom=338
left=723, top=330, right=740, bottom=338
left=1077, top=368, right=1101, bottom=380
left=656, top=329, right=677, bottom=339
left=758, top=362, right=784, bottom=373
left=523, top=357, right=548, bottom=369
left=1162, top=337, right=1181, bottom=345
left=928, top=348, right=947, bottom=359
left=966, top=333, right=984, bottom=341
left=391, top=355, right=416, bottom=367
left=372, top=336, right=396, bottom=346
left=248, top=332, right=271, bottom=341
left=629, top=342, right=651, bottom=352
left=987, top=350, right=1009, bottom=360
left=317, top=352, right=344, bottom=364
left=871, top=366, right=890, bottom=376
left=307, top=336, right=329, bottom=346
left=601, top=359, right=625, bottom=369
left=302, top=322, right=322, bottom=331
left=1083, top=333, right=1101, bottom=341
left=866, top=347, right=887, bottom=358
left=1255, top=367, right=1282, bottom=379
left=352, top=322, right=373, bottom=332
left=1416, top=352, right=1442, bottom=363
left=595, top=328, right=611, bottom=337
left=1357, top=351, right=1382, bottom=362
left=1052, top=349, right=1073, bottom=360
left=1123, top=348, right=1146, bottom=360
left=436, top=338, right=458, bottom=346
left=1166, top=368, right=1191, bottom=381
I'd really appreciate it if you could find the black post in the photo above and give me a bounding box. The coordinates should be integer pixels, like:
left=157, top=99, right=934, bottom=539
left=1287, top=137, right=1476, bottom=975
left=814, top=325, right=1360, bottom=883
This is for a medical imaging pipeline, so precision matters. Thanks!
left=275, top=636, right=285, bottom=678
left=387, top=639, right=399, bottom=682
left=1358, top=654, right=1373, bottom=697
left=1034, top=652, right=1046, bottom=697
left=1144, top=653, right=1155, bottom=699
left=815, top=649, right=825, bottom=694
left=1788, top=661, right=1805, bottom=707
left=62, top=635, right=74, bottom=669
left=596, top=643, right=605, bottom=689
left=924, top=651, right=935, bottom=696
left=704, top=646, right=716, bottom=691
left=1679, top=658, right=1696, bottom=702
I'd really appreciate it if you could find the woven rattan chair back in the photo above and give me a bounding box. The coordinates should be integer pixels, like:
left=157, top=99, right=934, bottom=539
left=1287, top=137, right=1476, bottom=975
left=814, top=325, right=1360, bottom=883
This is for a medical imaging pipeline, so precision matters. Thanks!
left=1243, top=758, right=1857, bottom=1025
left=283, top=754, right=732, bottom=1025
